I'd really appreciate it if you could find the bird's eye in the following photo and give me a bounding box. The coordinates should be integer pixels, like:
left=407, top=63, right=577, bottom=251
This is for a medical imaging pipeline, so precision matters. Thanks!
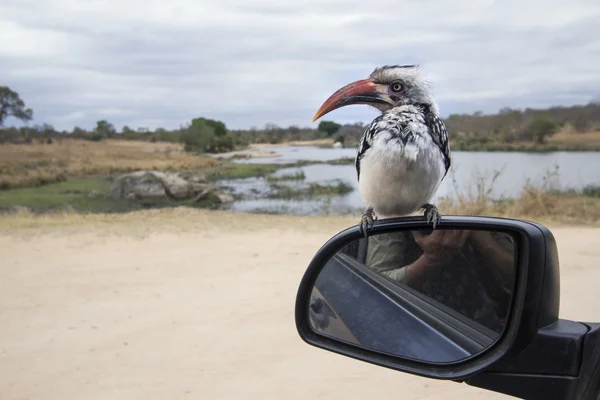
left=390, top=82, right=404, bottom=92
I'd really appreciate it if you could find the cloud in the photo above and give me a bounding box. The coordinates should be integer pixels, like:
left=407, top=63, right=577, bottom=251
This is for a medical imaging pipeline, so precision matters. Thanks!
left=1, top=0, right=600, bottom=130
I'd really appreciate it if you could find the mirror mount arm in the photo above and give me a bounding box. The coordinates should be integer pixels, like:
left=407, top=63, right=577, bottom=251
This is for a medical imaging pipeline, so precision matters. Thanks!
left=466, top=322, right=600, bottom=400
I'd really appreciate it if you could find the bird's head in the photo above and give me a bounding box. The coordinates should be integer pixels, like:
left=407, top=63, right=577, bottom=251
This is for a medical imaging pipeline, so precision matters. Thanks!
left=312, top=65, right=437, bottom=122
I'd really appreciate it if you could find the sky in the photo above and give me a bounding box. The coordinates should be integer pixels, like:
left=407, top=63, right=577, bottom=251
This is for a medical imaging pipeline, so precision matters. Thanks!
left=1, top=0, right=600, bottom=131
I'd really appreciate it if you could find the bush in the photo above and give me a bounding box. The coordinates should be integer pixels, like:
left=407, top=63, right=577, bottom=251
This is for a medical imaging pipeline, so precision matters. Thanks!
left=88, top=132, right=106, bottom=142
left=318, top=120, right=342, bottom=136
left=526, top=118, right=559, bottom=144
left=334, top=134, right=345, bottom=144
left=583, top=184, right=600, bottom=198
left=182, top=119, right=215, bottom=153
left=207, top=134, right=234, bottom=153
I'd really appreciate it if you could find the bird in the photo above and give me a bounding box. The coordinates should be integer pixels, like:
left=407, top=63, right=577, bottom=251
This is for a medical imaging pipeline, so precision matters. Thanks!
left=312, top=65, right=451, bottom=237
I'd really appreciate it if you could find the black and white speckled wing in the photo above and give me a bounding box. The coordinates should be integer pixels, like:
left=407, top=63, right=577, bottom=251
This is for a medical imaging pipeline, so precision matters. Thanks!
left=424, top=112, right=451, bottom=178
left=355, top=112, right=411, bottom=181
left=354, top=125, right=372, bottom=181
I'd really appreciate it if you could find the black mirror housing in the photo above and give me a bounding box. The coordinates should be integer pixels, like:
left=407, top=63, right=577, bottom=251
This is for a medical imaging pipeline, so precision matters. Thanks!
left=294, top=216, right=599, bottom=399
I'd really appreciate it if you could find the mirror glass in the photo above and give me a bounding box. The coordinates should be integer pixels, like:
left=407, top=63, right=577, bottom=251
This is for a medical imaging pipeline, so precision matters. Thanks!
left=308, top=228, right=517, bottom=364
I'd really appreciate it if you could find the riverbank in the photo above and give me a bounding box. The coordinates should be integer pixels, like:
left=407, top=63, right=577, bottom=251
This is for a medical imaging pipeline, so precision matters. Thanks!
left=1, top=209, right=598, bottom=399
left=1, top=169, right=599, bottom=225
left=0, top=139, right=347, bottom=191
left=3, top=134, right=600, bottom=192
left=2, top=182, right=599, bottom=225
left=335, top=130, right=600, bottom=152
left=1, top=139, right=599, bottom=224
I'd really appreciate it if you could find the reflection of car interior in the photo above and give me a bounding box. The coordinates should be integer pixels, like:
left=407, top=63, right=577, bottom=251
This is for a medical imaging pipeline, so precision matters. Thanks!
left=310, top=238, right=501, bottom=363
left=309, top=288, right=359, bottom=345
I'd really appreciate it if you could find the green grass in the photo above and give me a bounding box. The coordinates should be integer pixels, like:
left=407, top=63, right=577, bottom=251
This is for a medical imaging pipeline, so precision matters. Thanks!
left=266, top=170, right=306, bottom=182
left=203, top=162, right=279, bottom=180
left=267, top=180, right=353, bottom=199
left=0, top=177, right=223, bottom=214
left=326, top=157, right=355, bottom=165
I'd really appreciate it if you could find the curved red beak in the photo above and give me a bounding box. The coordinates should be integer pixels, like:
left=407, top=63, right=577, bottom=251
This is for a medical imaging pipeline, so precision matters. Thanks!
left=312, top=78, right=393, bottom=122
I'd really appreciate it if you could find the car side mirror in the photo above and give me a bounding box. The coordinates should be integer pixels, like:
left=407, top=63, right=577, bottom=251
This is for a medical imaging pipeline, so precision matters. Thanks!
left=295, top=216, right=600, bottom=400
left=306, top=223, right=517, bottom=364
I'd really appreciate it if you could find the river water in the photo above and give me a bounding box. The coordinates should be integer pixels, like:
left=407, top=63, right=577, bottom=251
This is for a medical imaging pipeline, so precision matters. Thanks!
left=221, top=146, right=600, bottom=216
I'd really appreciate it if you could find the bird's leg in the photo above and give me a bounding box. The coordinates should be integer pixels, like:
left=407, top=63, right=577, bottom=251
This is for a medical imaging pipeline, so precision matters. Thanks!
left=359, top=207, right=377, bottom=237
left=422, top=203, right=441, bottom=229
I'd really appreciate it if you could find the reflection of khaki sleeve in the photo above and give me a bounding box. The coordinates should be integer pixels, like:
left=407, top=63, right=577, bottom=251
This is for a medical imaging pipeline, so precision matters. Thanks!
left=365, top=232, right=410, bottom=282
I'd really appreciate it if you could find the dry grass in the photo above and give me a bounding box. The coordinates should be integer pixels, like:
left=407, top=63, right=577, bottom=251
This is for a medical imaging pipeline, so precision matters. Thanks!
left=547, top=130, right=600, bottom=146
left=438, top=167, right=600, bottom=226
left=448, top=129, right=600, bottom=152
left=439, top=191, right=600, bottom=226
left=0, top=140, right=217, bottom=189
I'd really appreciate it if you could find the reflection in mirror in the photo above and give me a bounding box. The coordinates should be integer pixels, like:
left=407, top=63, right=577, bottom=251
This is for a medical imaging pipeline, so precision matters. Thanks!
left=308, top=228, right=517, bottom=363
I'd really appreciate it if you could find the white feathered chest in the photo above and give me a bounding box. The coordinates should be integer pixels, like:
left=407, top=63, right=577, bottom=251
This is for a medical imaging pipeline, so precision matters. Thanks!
left=355, top=105, right=451, bottom=218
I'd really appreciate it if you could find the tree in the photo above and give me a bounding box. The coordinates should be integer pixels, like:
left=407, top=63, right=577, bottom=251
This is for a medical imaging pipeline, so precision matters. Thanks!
left=72, top=126, right=87, bottom=138
left=0, top=86, right=33, bottom=127
left=121, top=125, right=137, bottom=139
left=318, top=120, right=342, bottom=136
left=181, top=118, right=216, bottom=152
left=527, top=118, right=559, bottom=144
left=93, top=119, right=116, bottom=140
left=193, top=117, right=227, bottom=136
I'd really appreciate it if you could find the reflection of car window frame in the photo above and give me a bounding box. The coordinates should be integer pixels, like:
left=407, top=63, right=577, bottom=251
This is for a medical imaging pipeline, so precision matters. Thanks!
left=309, top=286, right=361, bottom=345
left=334, top=252, right=499, bottom=354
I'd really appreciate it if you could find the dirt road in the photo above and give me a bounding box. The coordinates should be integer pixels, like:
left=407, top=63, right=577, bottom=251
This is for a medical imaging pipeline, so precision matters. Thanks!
left=1, top=210, right=598, bottom=399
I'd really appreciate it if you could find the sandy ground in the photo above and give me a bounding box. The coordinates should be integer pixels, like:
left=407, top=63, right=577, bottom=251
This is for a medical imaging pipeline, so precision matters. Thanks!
left=0, top=209, right=599, bottom=400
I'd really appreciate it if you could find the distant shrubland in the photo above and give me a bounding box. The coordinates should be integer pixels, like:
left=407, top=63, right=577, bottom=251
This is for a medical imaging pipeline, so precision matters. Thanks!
left=3, top=86, right=600, bottom=152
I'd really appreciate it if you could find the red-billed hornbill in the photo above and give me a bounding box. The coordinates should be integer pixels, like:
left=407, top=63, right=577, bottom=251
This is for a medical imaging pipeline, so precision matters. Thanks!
left=313, top=65, right=451, bottom=236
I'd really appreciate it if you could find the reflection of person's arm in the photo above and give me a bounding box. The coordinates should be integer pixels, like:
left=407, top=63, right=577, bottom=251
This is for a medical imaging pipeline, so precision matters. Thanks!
left=365, top=232, right=412, bottom=283
left=369, top=230, right=467, bottom=287
left=378, top=267, right=408, bottom=282
left=403, top=255, right=445, bottom=288
left=377, top=256, right=444, bottom=288
left=468, top=232, right=514, bottom=288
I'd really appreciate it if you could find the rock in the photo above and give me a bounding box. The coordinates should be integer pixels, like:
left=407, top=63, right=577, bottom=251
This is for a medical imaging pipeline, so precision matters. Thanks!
left=110, top=171, right=192, bottom=200
left=216, top=193, right=234, bottom=203
left=190, top=182, right=215, bottom=194
left=333, top=141, right=343, bottom=148
left=192, top=185, right=218, bottom=202
left=110, top=170, right=234, bottom=204
left=177, top=172, right=208, bottom=184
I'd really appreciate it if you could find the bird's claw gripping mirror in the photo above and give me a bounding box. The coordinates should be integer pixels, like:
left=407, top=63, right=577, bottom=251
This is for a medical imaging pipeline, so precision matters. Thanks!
left=295, top=215, right=600, bottom=400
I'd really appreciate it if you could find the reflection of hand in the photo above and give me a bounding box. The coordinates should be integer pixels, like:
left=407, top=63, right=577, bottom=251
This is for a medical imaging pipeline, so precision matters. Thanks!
left=468, top=231, right=506, bottom=254
left=412, top=230, right=471, bottom=264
